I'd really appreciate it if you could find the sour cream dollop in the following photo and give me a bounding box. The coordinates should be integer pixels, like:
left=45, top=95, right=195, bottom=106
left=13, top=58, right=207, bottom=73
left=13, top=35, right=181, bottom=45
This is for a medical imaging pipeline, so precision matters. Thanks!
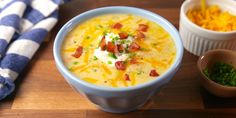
left=94, top=32, right=134, bottom=67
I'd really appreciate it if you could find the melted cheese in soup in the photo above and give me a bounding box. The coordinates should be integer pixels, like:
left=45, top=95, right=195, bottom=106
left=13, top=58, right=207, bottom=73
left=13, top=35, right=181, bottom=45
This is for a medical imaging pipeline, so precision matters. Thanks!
left=61, top=14, right=176, bottom=88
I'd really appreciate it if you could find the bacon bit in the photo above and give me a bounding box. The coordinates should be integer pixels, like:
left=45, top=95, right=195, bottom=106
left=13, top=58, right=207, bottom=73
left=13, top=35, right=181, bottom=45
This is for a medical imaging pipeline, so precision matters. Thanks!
left=124, top=74, right=130, bottom=81
left=128, top=42, right=140, bottom=52
left=115, top=61, right=126, bottom=70
left=117, top=44, right=125, bottom=52
left=138, top=24, right=149, bottom=32
left=107, top=42, right=119, bottom=53
left=149, top=69, right=159, bottom=77
left=72, top=46, right=83, bottom=58
left=107, top=42, right=116, bottom=52
left=100, top=36, right=106, bottom=51
left=112, top=23, right=122, bottom=29
left=136, top=31, right=145, bottom=40
left=130, top=58, right=138, bottom=64
left=119, top=32, right=128, bottom=39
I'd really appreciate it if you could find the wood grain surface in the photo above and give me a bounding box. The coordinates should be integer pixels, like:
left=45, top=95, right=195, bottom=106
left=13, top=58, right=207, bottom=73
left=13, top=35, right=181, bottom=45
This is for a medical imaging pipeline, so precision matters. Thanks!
left=1, top=0, right=236, bottom=117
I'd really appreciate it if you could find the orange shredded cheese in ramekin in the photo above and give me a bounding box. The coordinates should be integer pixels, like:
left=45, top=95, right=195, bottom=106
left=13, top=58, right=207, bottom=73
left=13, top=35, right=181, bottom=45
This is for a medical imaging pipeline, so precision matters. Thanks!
left=187, top=0, right=236, bottom=32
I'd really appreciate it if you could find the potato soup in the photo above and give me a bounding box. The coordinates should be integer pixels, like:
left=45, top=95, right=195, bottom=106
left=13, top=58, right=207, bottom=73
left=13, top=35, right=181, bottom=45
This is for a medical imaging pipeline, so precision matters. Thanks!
left=61, top=14, right=176, bottom=88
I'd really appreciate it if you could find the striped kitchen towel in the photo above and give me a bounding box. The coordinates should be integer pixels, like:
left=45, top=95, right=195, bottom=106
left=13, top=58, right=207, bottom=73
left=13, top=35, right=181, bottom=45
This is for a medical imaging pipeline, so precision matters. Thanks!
left=0, top=0, right=70, bottom=100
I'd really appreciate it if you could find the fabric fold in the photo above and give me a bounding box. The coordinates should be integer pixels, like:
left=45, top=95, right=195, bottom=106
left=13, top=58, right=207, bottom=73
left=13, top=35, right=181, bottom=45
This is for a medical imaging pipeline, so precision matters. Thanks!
left=0, top=0, right=69, bottom=100
left=0, top=76, right=15, bottom=100
left=0, top=0, right=29, bottom=58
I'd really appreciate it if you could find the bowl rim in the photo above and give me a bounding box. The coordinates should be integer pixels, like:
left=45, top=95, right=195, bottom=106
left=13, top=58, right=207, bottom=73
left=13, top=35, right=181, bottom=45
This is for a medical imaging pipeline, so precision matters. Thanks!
left=197, top=49, right=236, bottom=89
left=181, top=0, right=236, bottom=35
left=53, top=6, right=184, bottom=92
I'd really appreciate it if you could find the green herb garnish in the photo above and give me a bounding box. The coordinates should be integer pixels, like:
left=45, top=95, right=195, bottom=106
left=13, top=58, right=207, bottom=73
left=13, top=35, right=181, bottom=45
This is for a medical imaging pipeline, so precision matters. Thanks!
left=73, top=62, right=79, bottom=65
left=92, top=68, right=98, bottom=72
left=140, top=47, right=149, bottom=51
left=112, top=36, right=120, bottom=44
left=107, top=61, right=112, bottom=64
left=68, top=66, right=73, bottom=71
left=151, top=43, right=158, bottom=46
left=73, top=40, right=77, bottom=44
left=126, top=40, right=131, bottom=43
left=129, top=53, right=136, bottom=58
left=111, top=39, right=116, bottom=44
left=98, top=25, right=103, bottom=28
left=128, top=33, right=134, bottom=37
left=86, top=36, right=90, bottom=39
left=120, top=40, right=126, bottom=44
left=203, top=62, right=236, bottom=87
left=108, top=53, right=117, bottom=59
left=93, top=56, right=98, bottom=60
left=113, top=36, right=119, bottom=41
left=137, top=71, right=143, bottom=75
left=103, top=30, right=109, bottom=36
left=95, top=25, right=103, bottom=30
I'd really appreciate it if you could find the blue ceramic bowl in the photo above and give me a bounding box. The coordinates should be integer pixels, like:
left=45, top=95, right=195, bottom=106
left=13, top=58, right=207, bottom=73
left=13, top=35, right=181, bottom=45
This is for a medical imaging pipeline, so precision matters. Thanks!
left=54, top=6, right=183, bottom=113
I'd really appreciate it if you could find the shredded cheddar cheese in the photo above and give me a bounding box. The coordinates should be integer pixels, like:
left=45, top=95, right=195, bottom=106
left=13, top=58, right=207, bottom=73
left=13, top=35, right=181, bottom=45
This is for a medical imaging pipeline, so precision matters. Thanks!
left=142, top=58, right=167, bottom=69
left=78, top=65, right=91, bottom=72
left=117, top=71, right=128, bottom=87
left=63, top=47, right=76, bottom=52
left=82, top=78, right=98, bottom=84
left=101, top=64, right=112, bottom=75
left=70, top=64, right=87, bottom=72
left=130, top=72, right=136, bottom=86
left=187, top=0, right=236, bottom=32
left=83, top=50, right=89, bottom=63
left=61, top=14, right=176, bottom=87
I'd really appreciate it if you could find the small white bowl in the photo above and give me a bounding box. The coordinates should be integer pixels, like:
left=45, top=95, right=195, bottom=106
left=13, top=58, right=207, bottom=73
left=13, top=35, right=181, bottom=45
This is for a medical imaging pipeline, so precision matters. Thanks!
left=54, top=6, right=183, bottom=113
left=179, top=0, right=236, bottom=56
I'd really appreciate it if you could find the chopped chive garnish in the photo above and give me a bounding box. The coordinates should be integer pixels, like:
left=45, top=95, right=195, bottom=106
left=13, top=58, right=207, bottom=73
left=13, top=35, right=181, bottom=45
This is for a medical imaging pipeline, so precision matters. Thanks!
left=86, top=36, right=90, bottom=39
left=140, top=47, right=149, bottom=51
left=126, top=40, right=131, bottom=43
left=98, top=25, right=103, bottom=28
left=151, top=43, right=158, bottom=46
left=93, top=56, right=98, bottom=60
left=203, top=62, right=236, bottom=87
left=73, top=40, right=77, bottom=43
left=107, top=61, right=112, bottom=64
left=103, top=30, right=109, bottom=35
left=92, top=69, right=98, bottom=72
left=137, top=72, right=142, bottom=75
left=96, top=25, right=102, bottom=29
left=68, top=66, right=73, bottom=71
left=128, top=34, right=134, bottom=37
left=112, top=39, right=116, bottom=44
left=129, top=53, right=136, bottom=58
left=73, top=62, right=79, bottom=65
left=113, top=36, right=119, bottom=41
left=108, top=53, right=117, bottom=59
left=121, top=40, right=126, bottom=44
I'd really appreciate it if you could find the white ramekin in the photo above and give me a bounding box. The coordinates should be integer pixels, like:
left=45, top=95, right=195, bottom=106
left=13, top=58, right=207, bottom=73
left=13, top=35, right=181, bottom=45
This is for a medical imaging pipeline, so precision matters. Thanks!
left=54, top=6, right=183, bottom=113
left=179, top=0, right=236, bottom=56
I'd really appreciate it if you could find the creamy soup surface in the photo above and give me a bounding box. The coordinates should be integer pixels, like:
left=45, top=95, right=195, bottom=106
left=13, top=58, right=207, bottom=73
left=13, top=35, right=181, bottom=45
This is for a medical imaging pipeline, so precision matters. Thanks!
left=61, top=14, right=176, bottom=88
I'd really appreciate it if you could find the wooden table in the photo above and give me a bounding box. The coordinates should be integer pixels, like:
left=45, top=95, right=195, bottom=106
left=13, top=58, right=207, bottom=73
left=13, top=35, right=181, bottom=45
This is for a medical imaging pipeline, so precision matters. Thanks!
left=1, top=0, right=236, bottom=117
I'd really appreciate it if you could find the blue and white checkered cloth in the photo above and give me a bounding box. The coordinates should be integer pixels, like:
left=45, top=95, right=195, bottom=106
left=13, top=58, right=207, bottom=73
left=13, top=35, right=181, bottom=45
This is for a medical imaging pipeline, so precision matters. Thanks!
left=0, top=0, right=69, bottom=100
